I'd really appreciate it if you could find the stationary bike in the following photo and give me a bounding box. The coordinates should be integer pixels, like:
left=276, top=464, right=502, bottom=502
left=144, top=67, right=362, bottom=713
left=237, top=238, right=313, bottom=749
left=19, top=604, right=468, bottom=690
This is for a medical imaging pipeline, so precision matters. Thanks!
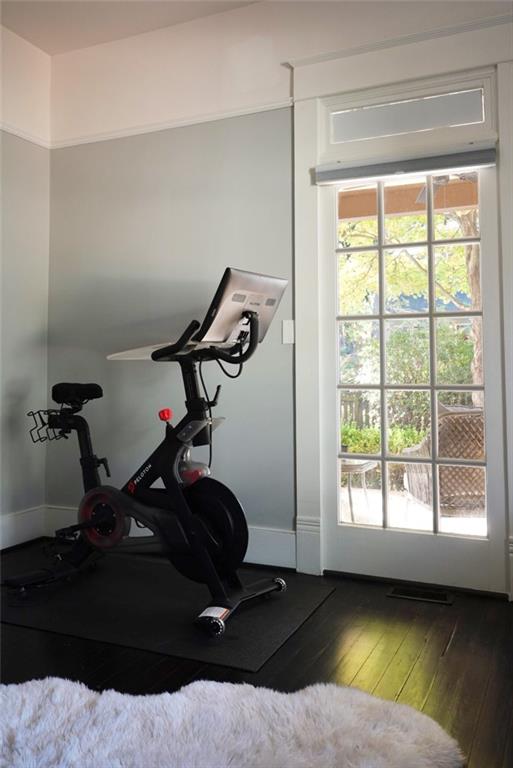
left=6, top=268, right=288, bottom=637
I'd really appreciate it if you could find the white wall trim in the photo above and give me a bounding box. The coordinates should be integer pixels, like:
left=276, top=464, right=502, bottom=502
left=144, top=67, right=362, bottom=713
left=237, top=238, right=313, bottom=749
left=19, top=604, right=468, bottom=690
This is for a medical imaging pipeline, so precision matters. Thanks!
left=508, top=539, right=513, bottom=600
left=245, top=525, right=296, bottom=569
left=296, top=515, right=322, bottom=576
left=43, top=505, right=297, bottom=569
left=44, top=505, right=77, bottom=533
left=293, top=97, right=323, bottom=576
left=497, top=61, right=513, bottom=602
left=2, top=99, right=293, bottom=151
left=289, top=13, right=513, bottom=69
left=49, top=100, right=293, bottom=150
left=0, top=122, right=51, bottom=149
left=296, top=515, right=321, bottom=532
left=0, top=506, right=46, bottom=549
left=291, top=21, right=513, bottom=102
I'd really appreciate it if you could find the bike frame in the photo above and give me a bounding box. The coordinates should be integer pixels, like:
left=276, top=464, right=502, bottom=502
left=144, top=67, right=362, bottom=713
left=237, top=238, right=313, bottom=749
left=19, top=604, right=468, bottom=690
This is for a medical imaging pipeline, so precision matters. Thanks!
left=10, top=309, right=286, bottom=634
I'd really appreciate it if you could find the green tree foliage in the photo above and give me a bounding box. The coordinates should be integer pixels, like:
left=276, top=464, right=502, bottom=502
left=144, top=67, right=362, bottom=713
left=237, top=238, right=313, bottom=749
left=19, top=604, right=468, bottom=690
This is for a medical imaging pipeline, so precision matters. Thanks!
left=338, top=220, right=477, bottom=315
left=436, top=321, right=474, bottom=385
left=338, top=191, right=480, bottom=456
left=341, top=424, right=426, bottom=455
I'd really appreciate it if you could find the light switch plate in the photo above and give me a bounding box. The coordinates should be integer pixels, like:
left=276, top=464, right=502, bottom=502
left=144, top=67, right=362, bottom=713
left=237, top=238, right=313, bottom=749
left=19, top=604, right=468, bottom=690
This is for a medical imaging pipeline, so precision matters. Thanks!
left=282, top=319, right=295, bottom=344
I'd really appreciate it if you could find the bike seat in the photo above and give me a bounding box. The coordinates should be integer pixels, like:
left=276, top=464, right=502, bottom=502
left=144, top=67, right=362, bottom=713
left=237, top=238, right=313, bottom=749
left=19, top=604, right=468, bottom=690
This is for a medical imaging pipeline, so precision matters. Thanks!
left=52, top=383, right=103, bottom=405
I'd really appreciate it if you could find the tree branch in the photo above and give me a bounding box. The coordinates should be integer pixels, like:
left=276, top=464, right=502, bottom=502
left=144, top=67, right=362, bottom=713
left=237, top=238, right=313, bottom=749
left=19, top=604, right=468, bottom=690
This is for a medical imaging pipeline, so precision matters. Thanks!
left=390, top=248, right=468, bottom=309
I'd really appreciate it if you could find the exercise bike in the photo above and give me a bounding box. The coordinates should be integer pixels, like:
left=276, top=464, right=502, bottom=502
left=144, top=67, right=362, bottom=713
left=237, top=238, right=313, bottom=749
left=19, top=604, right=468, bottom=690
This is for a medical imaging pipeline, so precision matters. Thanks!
left=6, top=268, right=288, bottom=637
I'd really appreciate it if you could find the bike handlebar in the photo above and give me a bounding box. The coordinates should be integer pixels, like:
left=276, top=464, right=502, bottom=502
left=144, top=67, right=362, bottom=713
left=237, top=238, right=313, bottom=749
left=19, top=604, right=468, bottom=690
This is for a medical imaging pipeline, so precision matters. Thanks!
left=150, top=311, right=259, bottom=365
left=151, top=320, right=201, bottom=361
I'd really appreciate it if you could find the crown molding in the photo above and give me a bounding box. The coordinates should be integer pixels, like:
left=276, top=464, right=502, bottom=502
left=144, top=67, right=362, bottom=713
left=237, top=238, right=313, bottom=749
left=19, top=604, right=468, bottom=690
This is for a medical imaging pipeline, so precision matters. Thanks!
left=288, top=14, right=513, bottom=69
left=51, top=100, right=293, bottom=150
left=2, top=101, right=292, bottom=150
left=0, top=122, right=51, bottom=149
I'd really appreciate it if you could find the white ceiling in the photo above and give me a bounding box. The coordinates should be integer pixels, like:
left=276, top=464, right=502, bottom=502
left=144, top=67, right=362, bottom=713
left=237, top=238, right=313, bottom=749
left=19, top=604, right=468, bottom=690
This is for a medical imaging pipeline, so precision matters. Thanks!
left=1, top=0, right=256, bottom=54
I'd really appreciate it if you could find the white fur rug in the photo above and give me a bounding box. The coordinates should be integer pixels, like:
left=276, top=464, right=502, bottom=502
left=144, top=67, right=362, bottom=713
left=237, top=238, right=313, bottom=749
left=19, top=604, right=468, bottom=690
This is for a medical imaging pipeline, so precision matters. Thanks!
left=0, top=677, right=463, bottom=768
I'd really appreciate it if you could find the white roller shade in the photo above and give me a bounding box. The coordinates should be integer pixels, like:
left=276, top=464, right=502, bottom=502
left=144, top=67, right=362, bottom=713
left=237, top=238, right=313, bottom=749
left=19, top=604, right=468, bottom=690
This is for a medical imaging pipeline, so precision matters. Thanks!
left=315, top=148, right=496, bottom=185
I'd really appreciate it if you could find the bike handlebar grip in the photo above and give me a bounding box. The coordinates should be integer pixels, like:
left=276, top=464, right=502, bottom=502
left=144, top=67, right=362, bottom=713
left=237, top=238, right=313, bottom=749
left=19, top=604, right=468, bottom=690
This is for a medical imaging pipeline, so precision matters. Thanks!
left=151, top=320, right=201, bottom=361
left=216, top=311, right=259, bottom=365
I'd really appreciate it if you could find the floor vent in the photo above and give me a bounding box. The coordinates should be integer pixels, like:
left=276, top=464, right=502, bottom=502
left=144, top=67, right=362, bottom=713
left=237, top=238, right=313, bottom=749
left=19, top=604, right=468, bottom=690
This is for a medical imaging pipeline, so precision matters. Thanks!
left=387, top=586, right=453, bottom=605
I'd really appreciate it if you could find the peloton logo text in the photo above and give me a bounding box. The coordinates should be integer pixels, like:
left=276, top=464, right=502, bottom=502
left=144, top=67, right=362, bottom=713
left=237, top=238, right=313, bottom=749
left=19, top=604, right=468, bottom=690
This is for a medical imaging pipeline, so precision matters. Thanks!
left=128, top=464, right=152, bottom=493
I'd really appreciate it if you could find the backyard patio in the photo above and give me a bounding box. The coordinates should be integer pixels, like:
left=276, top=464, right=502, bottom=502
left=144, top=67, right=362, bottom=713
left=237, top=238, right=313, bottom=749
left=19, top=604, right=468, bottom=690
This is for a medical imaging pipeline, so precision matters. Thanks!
left=340, top=485, right=487, bottom=536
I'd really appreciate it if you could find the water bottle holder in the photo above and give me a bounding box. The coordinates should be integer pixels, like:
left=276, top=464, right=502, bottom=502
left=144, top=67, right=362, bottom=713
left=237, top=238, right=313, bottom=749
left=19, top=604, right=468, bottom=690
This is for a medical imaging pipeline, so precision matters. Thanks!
left=27, top=410, right=68, bottom=444
left=179, top=461, right=211, bottom=486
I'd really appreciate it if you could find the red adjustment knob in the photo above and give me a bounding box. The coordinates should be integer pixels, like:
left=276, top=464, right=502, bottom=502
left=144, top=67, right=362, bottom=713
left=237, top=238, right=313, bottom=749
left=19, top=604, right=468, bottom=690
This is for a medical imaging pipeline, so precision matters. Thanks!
left=158, top=408, right=173, bottom=422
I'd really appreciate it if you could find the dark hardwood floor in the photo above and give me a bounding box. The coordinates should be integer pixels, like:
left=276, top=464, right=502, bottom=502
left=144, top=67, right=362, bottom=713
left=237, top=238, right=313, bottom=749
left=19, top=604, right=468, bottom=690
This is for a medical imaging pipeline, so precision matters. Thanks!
left=2, top=564, right=512, bottom=767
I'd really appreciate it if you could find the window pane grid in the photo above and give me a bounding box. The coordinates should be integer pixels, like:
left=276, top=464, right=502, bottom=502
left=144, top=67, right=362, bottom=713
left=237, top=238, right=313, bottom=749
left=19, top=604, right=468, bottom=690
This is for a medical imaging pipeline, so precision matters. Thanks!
left=427, top=176, right=440, bottom=531
left=338, top=311, right=483, bottom=320
left=337, top=172, right=486, bottom=535
left=377, top=181, right=387, bottom=528
left=338, top=452, right=485, bottom=467
left=337, top=236, right=480, bottom=254
left=339, top=383, right=485, bottom=391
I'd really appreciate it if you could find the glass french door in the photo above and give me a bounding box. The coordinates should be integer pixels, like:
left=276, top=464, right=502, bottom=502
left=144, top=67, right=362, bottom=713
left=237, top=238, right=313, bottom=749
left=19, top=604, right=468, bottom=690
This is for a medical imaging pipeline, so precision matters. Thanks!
left=321, top=167, right=508, bottom=592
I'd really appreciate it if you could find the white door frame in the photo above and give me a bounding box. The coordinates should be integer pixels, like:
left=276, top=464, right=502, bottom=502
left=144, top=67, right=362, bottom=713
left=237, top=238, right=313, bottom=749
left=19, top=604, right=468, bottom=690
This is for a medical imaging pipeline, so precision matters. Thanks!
left=320, top=167, right=506, bottom=593
left=291, top=22, right=513, bottom=595
left=497, top=61, right=513, bottom=594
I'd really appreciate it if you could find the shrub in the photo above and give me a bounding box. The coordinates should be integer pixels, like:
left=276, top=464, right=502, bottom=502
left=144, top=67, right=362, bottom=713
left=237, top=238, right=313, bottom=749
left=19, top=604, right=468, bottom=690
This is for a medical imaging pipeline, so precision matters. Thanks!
left=388, top=426, right=426, bottom=454
left=341, top=425, right=380, bottom=454
left=341, top=424, right=426, bottom=454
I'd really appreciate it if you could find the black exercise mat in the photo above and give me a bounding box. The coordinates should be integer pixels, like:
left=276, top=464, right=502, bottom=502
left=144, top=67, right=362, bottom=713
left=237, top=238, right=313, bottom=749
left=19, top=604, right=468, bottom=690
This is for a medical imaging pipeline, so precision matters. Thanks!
left=1, top=540, right=334, bottom=672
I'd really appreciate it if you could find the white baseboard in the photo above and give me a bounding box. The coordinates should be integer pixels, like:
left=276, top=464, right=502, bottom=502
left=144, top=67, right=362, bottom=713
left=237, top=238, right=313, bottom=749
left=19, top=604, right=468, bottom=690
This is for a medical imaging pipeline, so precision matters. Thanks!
left=0, top=506, right=46, bottom=549
left=508, top=538, right=513, bottom=601
left=245, top=526, right=296, bottom=569
left=44, top=505, right=78, bottom=535
left=296, top=516, right=322, bottom=575
left=42, top=505, right=297, bottom=569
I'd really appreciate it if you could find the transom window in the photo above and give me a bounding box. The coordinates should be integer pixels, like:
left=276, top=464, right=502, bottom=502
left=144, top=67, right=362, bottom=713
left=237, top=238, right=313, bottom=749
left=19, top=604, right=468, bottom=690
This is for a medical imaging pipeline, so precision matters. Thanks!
left=330, top=88, right=484, bottom=144
left=337, top=170, right=486, bottom=536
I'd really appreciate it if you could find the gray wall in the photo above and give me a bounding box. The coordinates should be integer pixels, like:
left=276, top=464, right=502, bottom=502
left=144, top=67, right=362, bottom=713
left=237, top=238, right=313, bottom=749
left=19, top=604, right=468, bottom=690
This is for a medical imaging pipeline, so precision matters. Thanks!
left=1, top=131, right=50, bottom=518
left=48, top=108, right=295, bottom=530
